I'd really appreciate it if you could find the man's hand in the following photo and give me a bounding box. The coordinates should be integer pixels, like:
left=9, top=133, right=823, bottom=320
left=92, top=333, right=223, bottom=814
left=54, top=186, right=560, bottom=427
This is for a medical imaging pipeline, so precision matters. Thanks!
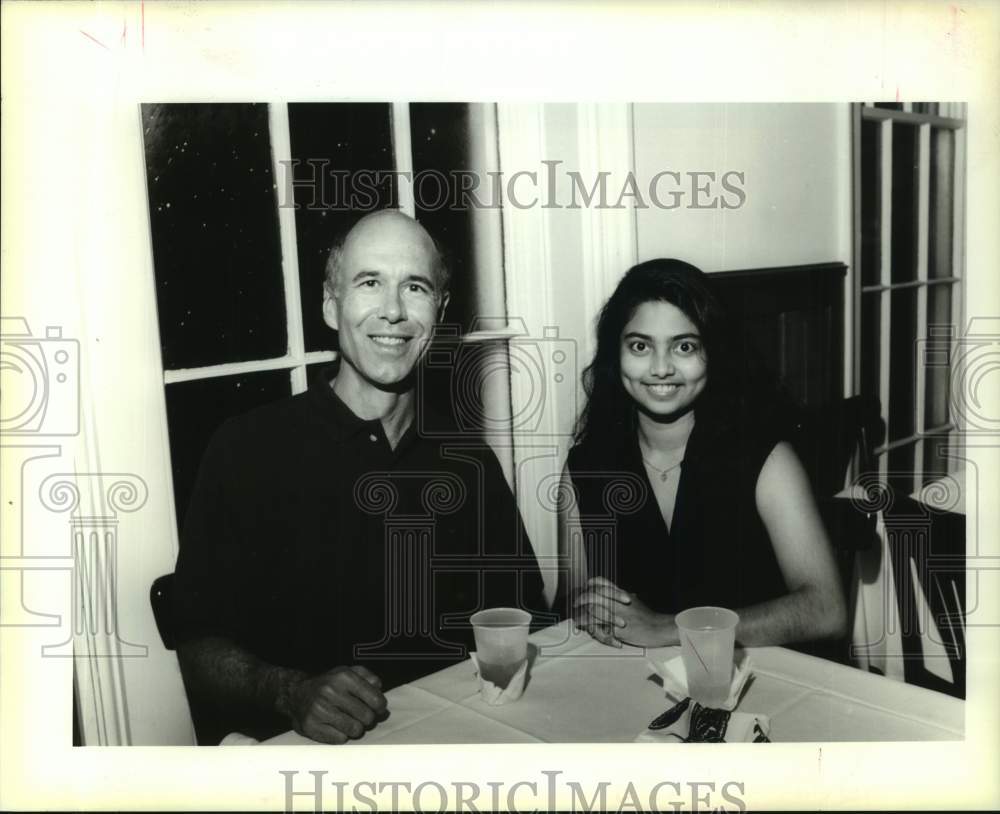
left=285, top=665, right=388, bottom=744
left=573, top=576, right=678, bottom=648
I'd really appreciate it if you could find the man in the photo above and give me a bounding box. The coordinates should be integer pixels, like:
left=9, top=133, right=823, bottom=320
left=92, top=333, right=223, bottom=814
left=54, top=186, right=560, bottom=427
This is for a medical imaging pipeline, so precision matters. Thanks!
left=173, top=210, right=548, bottom=744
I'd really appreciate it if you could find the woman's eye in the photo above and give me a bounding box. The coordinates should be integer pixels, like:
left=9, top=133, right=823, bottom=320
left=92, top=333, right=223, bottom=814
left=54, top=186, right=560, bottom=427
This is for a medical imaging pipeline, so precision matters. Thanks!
left=675, top=340, right=700, bottom=355
left=629, top=341, right=648, bottom=353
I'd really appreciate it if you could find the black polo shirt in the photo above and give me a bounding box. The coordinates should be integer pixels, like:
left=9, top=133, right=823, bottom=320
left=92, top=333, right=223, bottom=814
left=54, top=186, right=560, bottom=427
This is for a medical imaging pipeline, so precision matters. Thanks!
left=173, top=364, right=549, bottom=741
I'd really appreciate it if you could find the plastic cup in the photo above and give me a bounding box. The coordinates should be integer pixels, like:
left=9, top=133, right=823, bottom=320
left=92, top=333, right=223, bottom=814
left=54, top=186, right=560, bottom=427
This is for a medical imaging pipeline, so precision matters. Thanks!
left=470, top=607, right=531, bottom=690
left=675, top=606, right=740, bottom=707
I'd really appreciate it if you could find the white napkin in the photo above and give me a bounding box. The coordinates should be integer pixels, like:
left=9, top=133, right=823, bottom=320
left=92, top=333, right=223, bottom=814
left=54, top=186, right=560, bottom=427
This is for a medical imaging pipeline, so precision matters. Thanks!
left=646, top=649, right=753, bottom=712
left=470, top=653, right=528, bottom=706
left=635, top=698, right=771, bottom=743
left=219, top=732, right=260, bottom=745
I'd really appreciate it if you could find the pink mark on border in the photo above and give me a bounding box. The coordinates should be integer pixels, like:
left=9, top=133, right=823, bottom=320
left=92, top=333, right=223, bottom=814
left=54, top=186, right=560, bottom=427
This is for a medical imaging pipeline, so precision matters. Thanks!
left=80, top=30, right=111, bottom=51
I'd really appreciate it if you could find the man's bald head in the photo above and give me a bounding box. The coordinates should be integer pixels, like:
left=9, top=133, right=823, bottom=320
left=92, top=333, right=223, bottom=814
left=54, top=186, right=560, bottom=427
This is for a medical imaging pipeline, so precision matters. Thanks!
left=323, top=210, right=450, bottom=300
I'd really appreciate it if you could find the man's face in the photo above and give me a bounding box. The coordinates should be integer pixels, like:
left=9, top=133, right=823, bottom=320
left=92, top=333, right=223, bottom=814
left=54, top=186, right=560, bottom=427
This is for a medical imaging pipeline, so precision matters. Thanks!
left=323, top=213, right=448, bottom=396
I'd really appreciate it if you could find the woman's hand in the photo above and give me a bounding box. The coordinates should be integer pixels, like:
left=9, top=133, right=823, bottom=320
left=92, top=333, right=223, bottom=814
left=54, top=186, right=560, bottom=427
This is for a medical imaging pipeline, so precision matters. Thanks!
left=572, top=576, right=678, bottom=648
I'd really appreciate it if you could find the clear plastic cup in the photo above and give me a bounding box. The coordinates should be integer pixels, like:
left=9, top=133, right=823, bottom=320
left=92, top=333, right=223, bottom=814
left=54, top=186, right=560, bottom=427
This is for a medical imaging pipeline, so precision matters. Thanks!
left=470, top=607, right=531, bottom=689
left=675, top=606, right=740, bottom=707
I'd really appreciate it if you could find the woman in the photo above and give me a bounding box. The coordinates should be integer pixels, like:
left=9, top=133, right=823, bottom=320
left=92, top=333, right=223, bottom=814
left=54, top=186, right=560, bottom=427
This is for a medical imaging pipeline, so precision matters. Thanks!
left=560, top=259, right=846, bottom=649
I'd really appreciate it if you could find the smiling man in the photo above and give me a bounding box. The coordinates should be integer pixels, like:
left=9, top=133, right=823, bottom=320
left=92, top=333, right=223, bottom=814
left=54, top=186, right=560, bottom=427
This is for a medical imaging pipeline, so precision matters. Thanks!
left=172, top=210, right=548, bottom=745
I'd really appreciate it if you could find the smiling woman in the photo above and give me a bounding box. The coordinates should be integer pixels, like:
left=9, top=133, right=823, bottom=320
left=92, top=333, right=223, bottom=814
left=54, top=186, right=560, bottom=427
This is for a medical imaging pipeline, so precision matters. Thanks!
left=560, top=259, right=848, bottom=654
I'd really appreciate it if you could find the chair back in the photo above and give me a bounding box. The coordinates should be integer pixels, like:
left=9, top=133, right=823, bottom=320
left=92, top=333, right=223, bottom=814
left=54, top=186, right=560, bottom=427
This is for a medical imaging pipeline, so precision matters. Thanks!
left=150, top=572, right=176, bottom=650
left=882, top=495, right=966, bottom=698
left=784, top=396, right=883, bottom=664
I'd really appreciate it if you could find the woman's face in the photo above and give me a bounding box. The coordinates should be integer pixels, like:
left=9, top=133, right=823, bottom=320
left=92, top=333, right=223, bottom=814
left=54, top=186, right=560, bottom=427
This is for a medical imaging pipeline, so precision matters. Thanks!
left=619, top=300, right=708, bottom=419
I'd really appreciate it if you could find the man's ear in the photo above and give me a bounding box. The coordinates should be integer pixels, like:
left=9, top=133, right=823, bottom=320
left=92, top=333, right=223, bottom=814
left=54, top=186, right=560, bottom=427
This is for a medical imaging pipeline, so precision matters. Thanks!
left=322, top=288, right=340, bottom=331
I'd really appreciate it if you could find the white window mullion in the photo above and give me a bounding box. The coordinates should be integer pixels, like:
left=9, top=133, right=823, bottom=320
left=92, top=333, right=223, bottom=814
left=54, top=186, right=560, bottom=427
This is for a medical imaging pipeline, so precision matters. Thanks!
left=861, top=107, right=964, bottom=130
left=850, top=104, right=863, bottom=399
left=878, top=119, right=892, bottom=453
left=391, top=103, right=416, bottom=217
left=948, top=121, right=966, bottom=465
left=268, top=102, right=308, bottom=394
left=914, top=123, right=930, bottom=492
left=164, top=356, right=299, bottom=385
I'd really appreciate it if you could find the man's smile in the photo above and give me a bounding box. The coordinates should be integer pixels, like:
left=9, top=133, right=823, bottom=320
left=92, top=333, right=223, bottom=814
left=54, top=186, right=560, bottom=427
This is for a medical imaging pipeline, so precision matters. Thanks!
left=369, top=334, right=412, bottom=347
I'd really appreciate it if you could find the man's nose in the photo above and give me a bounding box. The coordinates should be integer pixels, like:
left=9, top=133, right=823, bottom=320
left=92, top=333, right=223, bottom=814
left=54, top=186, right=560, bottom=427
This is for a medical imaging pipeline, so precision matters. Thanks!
left=379, top=287, right=406, bottom=322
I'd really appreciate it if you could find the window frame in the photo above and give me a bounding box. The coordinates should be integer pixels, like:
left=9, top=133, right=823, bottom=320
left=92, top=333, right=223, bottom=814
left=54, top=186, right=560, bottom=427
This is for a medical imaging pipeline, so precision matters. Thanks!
left=156, top=101, right=519, bottom=528
left=851, top=102, right=966, bottom=491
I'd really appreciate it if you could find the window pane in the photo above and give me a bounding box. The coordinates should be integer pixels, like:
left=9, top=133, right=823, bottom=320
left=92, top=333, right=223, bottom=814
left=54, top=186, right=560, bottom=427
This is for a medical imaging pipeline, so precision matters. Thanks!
left=888, top=442, right=916, bottom=495
left=409, top=103, right=478, bottom=333
left=165, top=369, right=292, bottom=529
left=874, top=102, right=904, bottom=111
left=860, top=119, right=882, bottom=287
left=306, top=360, right=336, bottom=388
left=888, top=288, right=917, bottom=441
left=142, top=103, right=287, bottom=369
left=860, top=291, right=882, bottom=405
left=287, top=103, right=396, bottom=353
left=890, top=123, right=918, bottom=283
left=922, top=433, right=951, bottom=486
left=924, top=284, right=953, bottom=429
left=929, top=127, right=955, bottom=279
left=912, top=102, right=940, bottom=115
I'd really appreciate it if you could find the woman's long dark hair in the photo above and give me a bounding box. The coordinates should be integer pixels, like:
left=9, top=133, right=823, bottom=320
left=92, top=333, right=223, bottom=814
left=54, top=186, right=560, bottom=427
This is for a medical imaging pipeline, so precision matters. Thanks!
left=573, top=258, right=786, bottom=450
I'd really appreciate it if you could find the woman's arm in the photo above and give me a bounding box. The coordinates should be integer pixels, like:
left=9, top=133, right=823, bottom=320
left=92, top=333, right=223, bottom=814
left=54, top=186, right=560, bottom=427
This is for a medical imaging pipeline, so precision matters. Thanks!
left=736, top=441, right=847, bottom=646
left=575, top=442, right=847, bottom=649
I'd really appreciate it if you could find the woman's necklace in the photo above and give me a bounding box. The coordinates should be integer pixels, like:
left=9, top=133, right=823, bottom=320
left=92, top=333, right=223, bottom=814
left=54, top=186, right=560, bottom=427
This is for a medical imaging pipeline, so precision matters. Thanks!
left=640, top=455, right=684, bottom=482
left=638, top=421, right=691, bottom=483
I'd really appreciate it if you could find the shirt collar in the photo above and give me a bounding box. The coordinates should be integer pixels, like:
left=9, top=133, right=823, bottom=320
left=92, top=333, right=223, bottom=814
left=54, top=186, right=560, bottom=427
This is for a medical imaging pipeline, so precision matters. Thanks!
left=309, top=362, right=420, bottom=453
left=310, top=362, right=375, bottom=440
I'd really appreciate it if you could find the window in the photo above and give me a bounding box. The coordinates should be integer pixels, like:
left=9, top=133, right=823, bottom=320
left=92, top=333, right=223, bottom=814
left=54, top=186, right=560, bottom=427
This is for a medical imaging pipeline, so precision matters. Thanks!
left=853, top=102, right=966, bottom=494
left=142, top=102, right=510, bottom=530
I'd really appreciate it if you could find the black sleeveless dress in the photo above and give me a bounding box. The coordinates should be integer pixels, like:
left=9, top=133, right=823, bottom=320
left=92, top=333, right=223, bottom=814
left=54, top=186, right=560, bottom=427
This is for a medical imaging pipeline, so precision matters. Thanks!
left=565, top=417, right=788, bottom=614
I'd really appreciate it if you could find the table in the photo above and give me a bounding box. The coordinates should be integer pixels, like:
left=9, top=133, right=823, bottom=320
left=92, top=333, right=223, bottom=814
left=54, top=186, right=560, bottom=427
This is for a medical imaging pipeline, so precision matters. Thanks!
left=262, top=621, right=963, bottom=745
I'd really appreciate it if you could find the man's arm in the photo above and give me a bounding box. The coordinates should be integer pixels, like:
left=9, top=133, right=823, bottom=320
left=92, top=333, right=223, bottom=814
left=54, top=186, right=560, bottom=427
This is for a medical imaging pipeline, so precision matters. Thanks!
left=173, top=422, right=387, bottom=743
left=574, top=442, right=847, bottom=648
left=177, top=636, right=387, bottom=744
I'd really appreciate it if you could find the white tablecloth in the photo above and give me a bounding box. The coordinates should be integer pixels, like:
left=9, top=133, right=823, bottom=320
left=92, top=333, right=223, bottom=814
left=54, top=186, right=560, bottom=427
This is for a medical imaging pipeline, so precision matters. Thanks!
left=262, top=621, right=963, bottom=745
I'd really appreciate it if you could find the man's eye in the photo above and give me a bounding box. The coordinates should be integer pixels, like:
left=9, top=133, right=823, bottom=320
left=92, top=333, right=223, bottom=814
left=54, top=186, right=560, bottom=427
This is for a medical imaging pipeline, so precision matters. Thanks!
left=406, top=283, right=429, bottom=294
left=360, top=279, right=379, bottom=288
